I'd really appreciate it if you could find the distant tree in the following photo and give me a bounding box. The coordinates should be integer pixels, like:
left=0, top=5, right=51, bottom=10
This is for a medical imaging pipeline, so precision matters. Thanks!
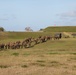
left=39, top=28, right=43, bottom=31
left=0, top=27, right=5, bottom=32
left=25, top=27, right=33, bottom=32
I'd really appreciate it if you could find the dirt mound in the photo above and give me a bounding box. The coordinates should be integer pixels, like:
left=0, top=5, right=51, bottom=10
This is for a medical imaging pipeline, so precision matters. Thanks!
left=63, top=32, right=73, bottom=38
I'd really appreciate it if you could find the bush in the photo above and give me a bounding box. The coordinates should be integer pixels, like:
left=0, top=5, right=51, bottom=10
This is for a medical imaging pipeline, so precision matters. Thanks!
left=0, top=27, right=5, bottom=31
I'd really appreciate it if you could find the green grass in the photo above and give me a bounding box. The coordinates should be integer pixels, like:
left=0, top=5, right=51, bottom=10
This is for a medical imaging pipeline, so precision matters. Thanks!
left=12, top=52, right=19, bottom=56
left=0, top=31, right=53, bottom=40
left=44, top=26, right=76, bottom=32
left=23, top=53, right=30, bottom=56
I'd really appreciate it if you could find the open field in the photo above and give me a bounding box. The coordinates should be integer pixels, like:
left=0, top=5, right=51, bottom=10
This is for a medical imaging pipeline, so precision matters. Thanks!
left=0, top=34, right=76, bottom=75
left=0, top=31, right=76, bottom=75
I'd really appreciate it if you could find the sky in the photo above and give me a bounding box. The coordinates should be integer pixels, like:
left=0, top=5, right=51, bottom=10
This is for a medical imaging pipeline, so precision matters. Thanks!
left=0, top=0, right=76, bottom=31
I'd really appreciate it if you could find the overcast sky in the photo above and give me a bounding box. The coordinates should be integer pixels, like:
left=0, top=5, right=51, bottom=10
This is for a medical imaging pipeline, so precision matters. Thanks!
left=0, top=0, right=76, bottom=31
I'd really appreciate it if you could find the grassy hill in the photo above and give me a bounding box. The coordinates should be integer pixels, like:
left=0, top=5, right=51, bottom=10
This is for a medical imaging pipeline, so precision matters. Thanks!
left=0, top=26, right=76, bottom=40
left=43, top=26, right=76, bottom=32
left=0, top=31, right=53, bottom=40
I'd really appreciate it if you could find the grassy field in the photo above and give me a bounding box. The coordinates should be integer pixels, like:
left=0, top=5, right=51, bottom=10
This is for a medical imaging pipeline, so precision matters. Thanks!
left=0, top=32, right=76, bottom=75
left=0, top=31, right=54, bottom=40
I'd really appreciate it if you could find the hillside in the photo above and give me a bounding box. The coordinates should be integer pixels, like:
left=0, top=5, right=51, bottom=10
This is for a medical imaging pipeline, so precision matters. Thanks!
left=0, top=32, right=53, bottom=40
left=0, top=26, right=76, bottom=40
left=43, top=26, right=76, bottom=32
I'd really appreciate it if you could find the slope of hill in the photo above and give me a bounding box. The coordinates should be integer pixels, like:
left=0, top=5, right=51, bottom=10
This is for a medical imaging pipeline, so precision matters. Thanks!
left=43, top=26, right=76, bottom=32
left=0, top=32, right=53, bottom=40
left=0, top=26, right=76, bottom=40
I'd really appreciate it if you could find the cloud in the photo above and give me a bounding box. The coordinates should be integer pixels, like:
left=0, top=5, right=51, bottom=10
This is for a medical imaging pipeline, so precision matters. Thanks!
left=59, top=11, right=76, bottom=18
left=58, top=10, right=76, bottom=21
left=55, top=11, right=76, bottom=26
left=0, top=14, right=16, bottom=21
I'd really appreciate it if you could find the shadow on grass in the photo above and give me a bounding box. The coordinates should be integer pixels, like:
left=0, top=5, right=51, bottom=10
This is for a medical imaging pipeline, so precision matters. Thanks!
left=0, top=65, right=10, bottom=68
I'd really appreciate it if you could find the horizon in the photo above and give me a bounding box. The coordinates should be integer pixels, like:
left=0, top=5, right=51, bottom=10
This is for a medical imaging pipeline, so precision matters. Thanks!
left=0, top=26, right=76, bottom=32
left=0, top=0, right=76, bottom=31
